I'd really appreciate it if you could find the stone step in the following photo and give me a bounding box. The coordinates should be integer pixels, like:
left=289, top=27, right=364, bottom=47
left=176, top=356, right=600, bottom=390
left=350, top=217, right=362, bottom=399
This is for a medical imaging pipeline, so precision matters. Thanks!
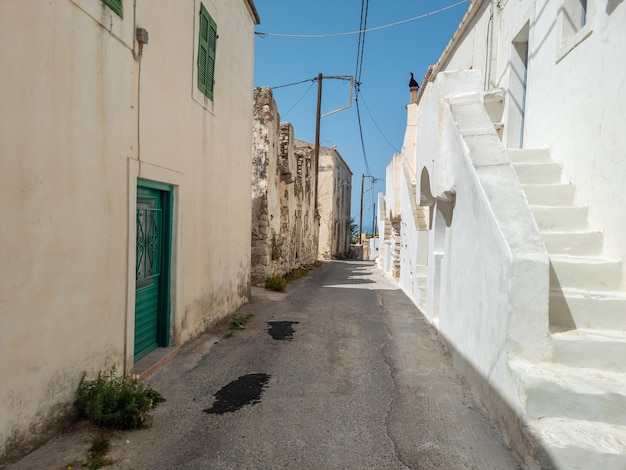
left=532, top=205, right=588, bottom=231
left=513, top=162, right=563, bottom=184
left=522, top=183, right=576, bottom=205
left=508, top=148, right=552, bottom=163
left=550, top=255, right=622, bottom=291
left=550, top=288, right=626, bottom=330
left=542, top=230, right=604, bottom=256
left=552, top=329, right=626, bottom=372
left=526, top=417, right=626, bottom=470
left=510, top=360, right=626, bottom=425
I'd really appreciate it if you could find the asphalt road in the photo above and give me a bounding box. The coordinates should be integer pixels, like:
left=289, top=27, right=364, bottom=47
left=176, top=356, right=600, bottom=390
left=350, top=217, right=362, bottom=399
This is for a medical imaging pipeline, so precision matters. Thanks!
left=12, top=260, right=521, bottom=469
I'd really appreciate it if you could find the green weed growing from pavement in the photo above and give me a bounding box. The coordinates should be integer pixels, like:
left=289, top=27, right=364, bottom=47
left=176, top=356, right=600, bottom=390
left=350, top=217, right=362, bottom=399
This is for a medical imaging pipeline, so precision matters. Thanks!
left=84, top=433, right=112, bottom=469
left=223, top=314, right=254, bottom=339
left=265, top=276, right=287, bottom=292
left=230, top=314, right=253, bottom=330
left=284, top=267, right=308, bottom=282
left=76, top=364, right=165, bottom=430
left=265, top=264, right=319, bottom=292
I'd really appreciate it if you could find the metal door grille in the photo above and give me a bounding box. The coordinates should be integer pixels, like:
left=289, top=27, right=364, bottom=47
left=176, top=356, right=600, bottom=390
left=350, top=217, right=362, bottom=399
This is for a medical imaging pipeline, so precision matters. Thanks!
left=136, top=207, right=162, bottom=288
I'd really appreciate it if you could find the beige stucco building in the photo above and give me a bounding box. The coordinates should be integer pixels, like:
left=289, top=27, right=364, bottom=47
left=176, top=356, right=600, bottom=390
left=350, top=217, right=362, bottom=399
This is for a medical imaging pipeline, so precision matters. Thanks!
left=380, top=0, right=626, bottom=467
left=0, top=0, right=259, bottom=462
left=251, top=87, right=319, bottom=285
left=295, top=141, right=352, bottom=260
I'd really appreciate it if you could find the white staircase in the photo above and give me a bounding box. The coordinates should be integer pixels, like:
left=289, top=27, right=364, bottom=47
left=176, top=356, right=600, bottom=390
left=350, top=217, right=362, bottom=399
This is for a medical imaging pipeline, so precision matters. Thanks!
left=509, top=149, right=626, bottom=469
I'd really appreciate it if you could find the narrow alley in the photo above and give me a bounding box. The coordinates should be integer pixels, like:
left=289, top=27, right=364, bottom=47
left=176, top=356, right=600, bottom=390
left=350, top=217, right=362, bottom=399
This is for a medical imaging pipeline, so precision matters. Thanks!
left=12, top=261, right=519, bottom=469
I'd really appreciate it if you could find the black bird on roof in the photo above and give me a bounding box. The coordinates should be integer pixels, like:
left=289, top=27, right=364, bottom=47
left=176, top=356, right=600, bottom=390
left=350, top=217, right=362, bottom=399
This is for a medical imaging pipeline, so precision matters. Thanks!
left=409, top=72, right=419, bottom=90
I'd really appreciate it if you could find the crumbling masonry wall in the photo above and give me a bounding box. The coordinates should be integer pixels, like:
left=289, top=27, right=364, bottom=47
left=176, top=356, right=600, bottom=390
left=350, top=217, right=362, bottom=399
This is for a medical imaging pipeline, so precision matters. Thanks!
left=251, top=87, right=319, bottom=286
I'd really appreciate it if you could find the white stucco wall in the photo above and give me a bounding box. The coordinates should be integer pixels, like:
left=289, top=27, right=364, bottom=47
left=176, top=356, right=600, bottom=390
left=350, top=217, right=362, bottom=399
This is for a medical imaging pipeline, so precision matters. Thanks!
left=520, top=1, right=626, bottom=281
left=398, top=167, right=426, bottom=307
left=0, top=0, right=257, bottom=461
left=137, top=0, right=255, bottom=346
left=385, top=69, right=551, bottom=457
left=0, top=1, right=135, bottom=459
left=439, top=0, right=626, bottom=282
left=386, top=0, right=626, bottom=463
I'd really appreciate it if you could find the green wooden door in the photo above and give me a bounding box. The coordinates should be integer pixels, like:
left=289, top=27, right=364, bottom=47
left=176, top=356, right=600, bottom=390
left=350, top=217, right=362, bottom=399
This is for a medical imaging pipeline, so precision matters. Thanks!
left=135, top=183, right=171, bottom=361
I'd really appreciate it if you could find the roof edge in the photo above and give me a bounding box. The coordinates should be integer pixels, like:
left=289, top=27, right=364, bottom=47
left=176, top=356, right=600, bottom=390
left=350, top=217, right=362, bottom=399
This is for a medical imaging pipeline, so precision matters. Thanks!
left=429, top=0, right=485, bottom=81
left=294, top=139, right=353, bottom=176
left=244, top=0, right=260, bottom=25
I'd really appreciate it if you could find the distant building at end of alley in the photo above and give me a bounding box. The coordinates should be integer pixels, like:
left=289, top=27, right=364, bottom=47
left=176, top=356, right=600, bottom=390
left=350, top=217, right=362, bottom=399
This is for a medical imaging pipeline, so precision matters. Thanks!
left=298, top=141, right=352, bottom=260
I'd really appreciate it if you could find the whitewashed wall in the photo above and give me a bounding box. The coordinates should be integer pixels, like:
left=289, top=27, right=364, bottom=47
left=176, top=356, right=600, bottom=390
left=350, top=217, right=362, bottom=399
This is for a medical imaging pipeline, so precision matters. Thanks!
left=387, top=70, right=551, bottom=457
left=439, top=0, right=626, bottom=282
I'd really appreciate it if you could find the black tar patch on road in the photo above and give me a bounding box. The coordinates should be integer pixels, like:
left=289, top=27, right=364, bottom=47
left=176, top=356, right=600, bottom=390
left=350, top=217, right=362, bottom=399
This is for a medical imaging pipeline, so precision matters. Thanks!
left=267, top=321, right=299, bottom=341
left=203, top=373, right=270, bottom=414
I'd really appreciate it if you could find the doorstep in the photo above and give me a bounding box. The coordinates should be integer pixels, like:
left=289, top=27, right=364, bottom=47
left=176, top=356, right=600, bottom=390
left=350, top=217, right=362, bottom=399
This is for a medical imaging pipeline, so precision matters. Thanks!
left=134, top=346, right=180, bottom=382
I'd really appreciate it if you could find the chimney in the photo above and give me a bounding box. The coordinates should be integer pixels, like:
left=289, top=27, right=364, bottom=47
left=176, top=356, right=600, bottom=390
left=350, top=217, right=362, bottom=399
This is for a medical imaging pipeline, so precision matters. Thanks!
left=410, top=86, right=419, bottom=104
left=408, top=72, right=420, bottom=104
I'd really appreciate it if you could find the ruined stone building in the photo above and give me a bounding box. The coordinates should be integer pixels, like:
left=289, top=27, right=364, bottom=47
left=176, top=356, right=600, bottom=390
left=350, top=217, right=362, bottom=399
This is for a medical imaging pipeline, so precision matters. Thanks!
left=251, top=87, right=319, bottom=285
left=296, top=141, right=352, bottom=259
left=0, top=0, right=260, bottom=463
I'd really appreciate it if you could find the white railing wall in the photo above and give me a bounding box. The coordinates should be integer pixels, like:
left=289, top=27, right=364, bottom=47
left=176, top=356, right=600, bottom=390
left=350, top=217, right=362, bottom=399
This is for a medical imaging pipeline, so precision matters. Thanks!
left=403, top=70, right=552, bottom=443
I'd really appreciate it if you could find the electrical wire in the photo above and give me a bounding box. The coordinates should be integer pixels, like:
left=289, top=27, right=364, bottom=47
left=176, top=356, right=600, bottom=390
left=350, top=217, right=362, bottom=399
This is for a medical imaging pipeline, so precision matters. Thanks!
left=354, top=0, right=369, bottom=92
left=352, top=0, right=373, bottom=180
left=355, top=98, right=372, bottom=177
left=281, top=81, right=316, bottom=119
left=255, top=0, right=469, bottom=39
left=359, top=92, right=400, bottom=153
left=270, top=77, right=317, bottom=90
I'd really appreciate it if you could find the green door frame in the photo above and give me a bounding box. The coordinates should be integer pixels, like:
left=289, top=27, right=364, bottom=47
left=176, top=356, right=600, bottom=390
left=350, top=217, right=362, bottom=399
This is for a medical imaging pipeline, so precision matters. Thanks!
left=136, top=179, right=173, bottom=360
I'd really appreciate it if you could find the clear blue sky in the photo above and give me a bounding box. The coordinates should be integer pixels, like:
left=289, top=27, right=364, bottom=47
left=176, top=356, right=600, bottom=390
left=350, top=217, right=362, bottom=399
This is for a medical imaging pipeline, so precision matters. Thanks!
left=253, top=0, right=469, bottom=233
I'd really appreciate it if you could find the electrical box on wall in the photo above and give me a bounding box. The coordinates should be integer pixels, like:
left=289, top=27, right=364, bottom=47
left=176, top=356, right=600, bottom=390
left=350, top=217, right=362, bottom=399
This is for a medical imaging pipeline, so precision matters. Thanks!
left=136, top=28, right=149, bottom=45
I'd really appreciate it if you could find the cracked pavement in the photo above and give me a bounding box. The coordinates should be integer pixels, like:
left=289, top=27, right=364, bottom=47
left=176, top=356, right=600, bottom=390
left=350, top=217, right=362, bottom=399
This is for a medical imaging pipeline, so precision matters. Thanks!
left=11, top=261, right=521, bottom=469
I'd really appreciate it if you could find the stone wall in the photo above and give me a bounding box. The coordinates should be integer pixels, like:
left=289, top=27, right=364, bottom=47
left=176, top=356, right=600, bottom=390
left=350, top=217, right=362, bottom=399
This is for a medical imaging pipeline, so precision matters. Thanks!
left=251, top=87, right=319, bottom=286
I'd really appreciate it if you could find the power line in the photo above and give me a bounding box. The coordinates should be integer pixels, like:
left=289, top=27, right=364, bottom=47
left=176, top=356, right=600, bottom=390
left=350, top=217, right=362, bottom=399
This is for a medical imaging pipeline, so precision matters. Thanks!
left=281, top=81, right=316, bottom=118
left=359, top=92, right=400, bottom=153
left=255, top=1, right=469, bottom=39
left=355, top=98, right=372, bottom=177
left=270, top=77, right=316, bottom=90
left=353, top=0, right=372, bottom=180
left=354, top=0, right=369, bottom=90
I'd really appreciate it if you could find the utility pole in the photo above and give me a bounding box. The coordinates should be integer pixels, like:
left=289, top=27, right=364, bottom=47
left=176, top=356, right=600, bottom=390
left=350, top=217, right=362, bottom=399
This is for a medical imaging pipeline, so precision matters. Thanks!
left=314, top=73, right=323, bottom=212
left=359, top=173, right=365, bottom=244
left=313, top=74, right=353, bottom=213
left=372, top=201, right=376, bottom=238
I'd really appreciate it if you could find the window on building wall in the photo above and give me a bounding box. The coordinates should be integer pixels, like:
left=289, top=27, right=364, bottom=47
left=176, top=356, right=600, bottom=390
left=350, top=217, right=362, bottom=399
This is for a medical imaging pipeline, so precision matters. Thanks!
left=102, top=0, right=123, bottom=17
left=197, top=3, right=217, bottom=100
left=557, top=0, right=593, bottom=61
left=562, top=0, right=587, bottom=38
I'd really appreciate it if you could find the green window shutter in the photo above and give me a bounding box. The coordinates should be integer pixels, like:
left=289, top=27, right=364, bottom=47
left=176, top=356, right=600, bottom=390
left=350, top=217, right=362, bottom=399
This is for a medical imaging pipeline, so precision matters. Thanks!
left=102, top=0, right=123, bottom=17
left=198, top=4, right=217, bottom=100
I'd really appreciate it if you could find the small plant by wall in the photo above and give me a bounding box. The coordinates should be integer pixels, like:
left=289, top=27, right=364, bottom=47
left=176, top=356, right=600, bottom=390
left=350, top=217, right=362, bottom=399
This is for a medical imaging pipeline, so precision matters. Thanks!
left=75, top=364, right=165, bottom=430
left=283, top=267, right=308, bottom=282
left=265, top=276, right=287, bottom=292
left=265, top=265, right=320, bottom=292
left=223, top=314, right=254, bottom=339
